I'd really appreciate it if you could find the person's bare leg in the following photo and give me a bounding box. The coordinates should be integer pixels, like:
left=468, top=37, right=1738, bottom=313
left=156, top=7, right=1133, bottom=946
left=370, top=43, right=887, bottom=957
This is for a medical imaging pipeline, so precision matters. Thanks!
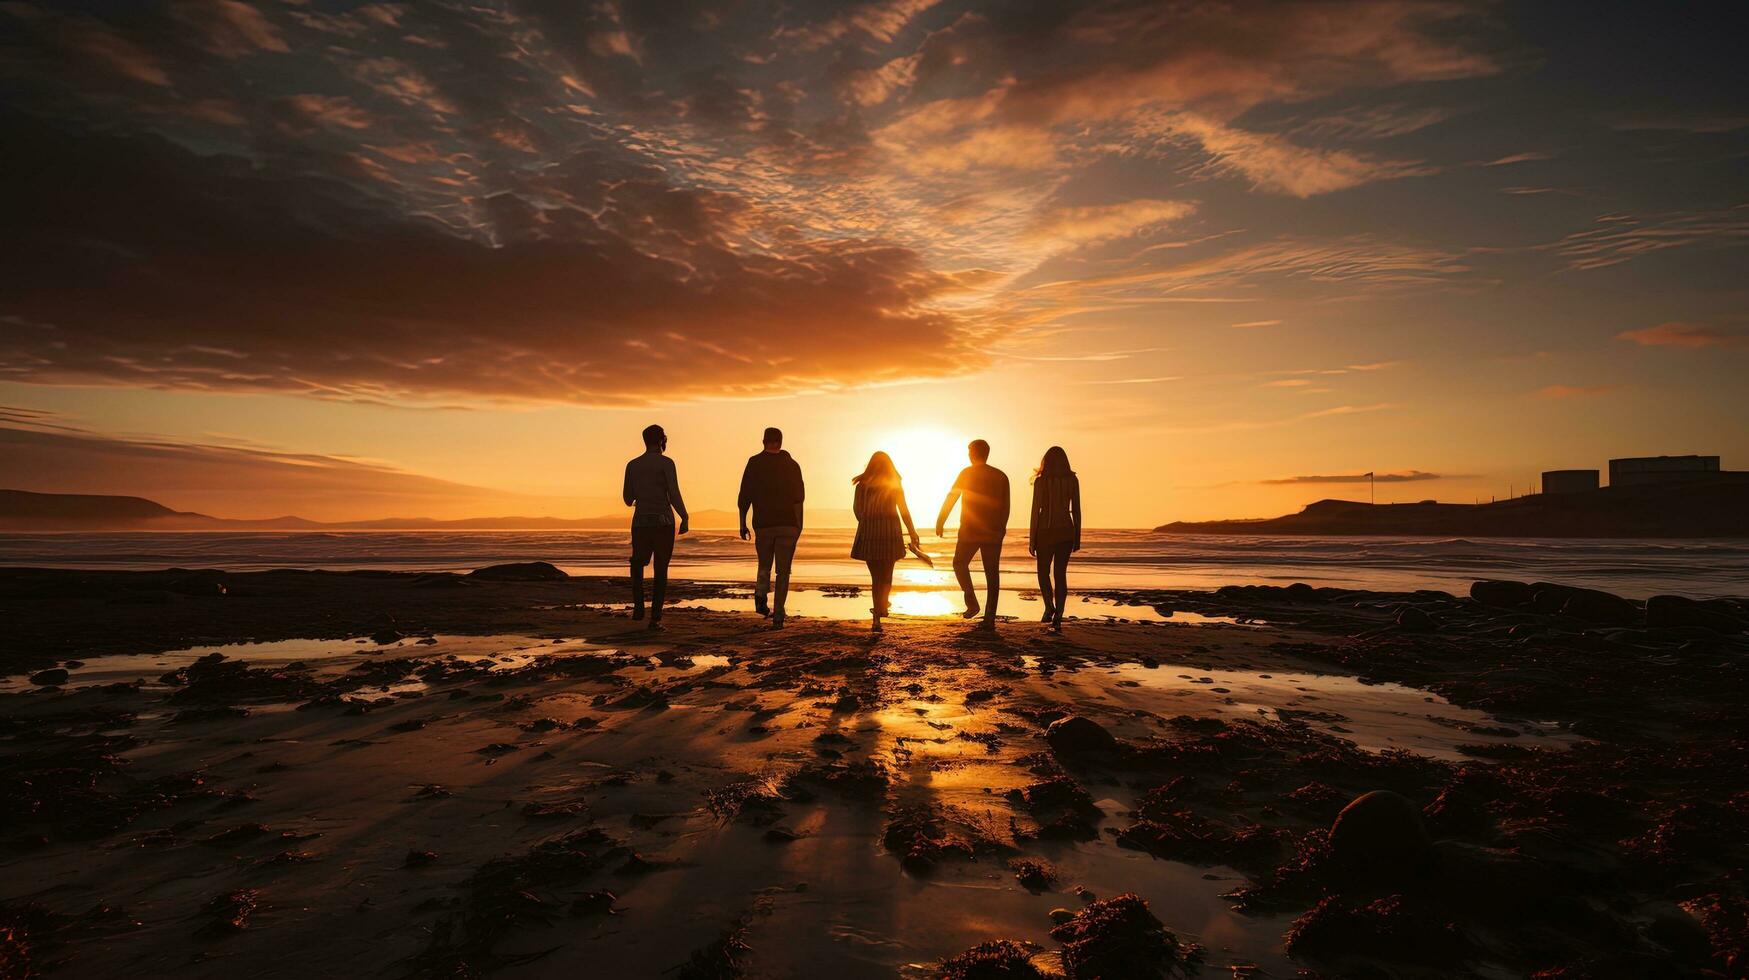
left=1051, top=546, right=1070, bottom=632
left=866, top=560, right=884, bottom=632
left=953, top=538, right=980, bottom=619
left=1037, top=552, right=1054, bottom=622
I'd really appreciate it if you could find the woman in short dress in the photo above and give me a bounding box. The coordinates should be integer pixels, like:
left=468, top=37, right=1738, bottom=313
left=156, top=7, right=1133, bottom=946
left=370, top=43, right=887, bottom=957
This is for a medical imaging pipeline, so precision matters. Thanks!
left=850, top=451, right=920, bottom=634
left=1029, top=445, right=1082, bottom=633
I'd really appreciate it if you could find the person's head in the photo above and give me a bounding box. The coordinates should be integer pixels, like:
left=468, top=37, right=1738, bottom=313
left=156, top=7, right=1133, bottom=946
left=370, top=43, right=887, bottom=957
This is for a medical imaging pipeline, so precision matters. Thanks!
left=853, top=451, right=900, bottom=487
left=762, top=427, right=783, bottom=452
left=1035, top=445, right=1073, bottom=481
left=968, top=439, right=991, bottom=464
left=641, top=424, right=666, bottom=452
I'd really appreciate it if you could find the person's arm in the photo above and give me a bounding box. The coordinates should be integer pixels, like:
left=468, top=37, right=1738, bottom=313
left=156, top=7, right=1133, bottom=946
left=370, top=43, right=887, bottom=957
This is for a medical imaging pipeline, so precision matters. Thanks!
left=791, top=461, right=805, bottom=527
left=897, top=487, right=919, bottom=545
left=997, top=473, right=1012, bottom=535
left=737, top=459, right=753, bottom=540
left=853, top=483, right=867, bottom=522
left=1029, top=480, right=1042, bottom=555
left=622, top=461, right=635, bottom=508
left=666, top=457, right=689, bottom=534
left=1070, top=476, right=1082, bottom=550
left=935, top=471, right=963, bottom=537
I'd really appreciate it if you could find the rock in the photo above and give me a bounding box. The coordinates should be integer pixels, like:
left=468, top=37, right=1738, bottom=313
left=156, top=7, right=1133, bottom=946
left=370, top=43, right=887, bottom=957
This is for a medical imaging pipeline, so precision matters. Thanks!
left=1529, top=582, right=1577, bottom=614
left=1049, top=908, right=1076, bottom=924
left=1285, top=894, right=1465, bottom=965
left=1470, top=579, right=1535, bottom=609
left=403, top=849, right=437, bottom=867
left=1556, top=586, right=1639, bottom=626
left=1046, top=716, right=1117, bottom=754
left=1646, top=595, right=1742, bottom=634
left=938, top=940, right=1048, bottom=979
left=1328, top=790, right=1431, bottom=872
left=1049, top=893, right=1196, bottom=979
left=1393, top=606, right=1436, bottom=633
left=370, top=629, right=403, bottom=645
left=29, top=668, right=69, bottom=686
left=467, top=561, right=568, bottom=581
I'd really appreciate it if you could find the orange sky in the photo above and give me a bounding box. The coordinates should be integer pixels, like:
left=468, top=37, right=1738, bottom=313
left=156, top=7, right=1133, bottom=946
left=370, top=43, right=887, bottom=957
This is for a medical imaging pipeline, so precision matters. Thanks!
left=1, top=1, right=1745, bottom=525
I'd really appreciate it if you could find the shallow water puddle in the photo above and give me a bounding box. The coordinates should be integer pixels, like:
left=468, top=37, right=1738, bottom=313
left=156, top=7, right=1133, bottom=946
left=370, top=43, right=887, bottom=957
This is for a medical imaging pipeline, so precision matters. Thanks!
left=1026, top=656, right=1574, bottom=761
left=669, top=588, right=1260, bottom=626
left=0, top=634, right=628, bottom=695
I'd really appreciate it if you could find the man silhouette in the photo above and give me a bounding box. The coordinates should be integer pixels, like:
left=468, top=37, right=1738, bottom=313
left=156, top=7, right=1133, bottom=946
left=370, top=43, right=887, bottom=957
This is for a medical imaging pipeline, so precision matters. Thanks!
left=936, top=439, right=1010, bottom=630
left=738, top=426, right=805, bottom=629
left=623, top=424, right=688, bottom=630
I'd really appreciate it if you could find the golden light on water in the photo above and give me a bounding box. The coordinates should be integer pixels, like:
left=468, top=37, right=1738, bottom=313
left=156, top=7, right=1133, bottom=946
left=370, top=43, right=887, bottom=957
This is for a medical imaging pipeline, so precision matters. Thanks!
left=887, top=590, right=961, bottom=617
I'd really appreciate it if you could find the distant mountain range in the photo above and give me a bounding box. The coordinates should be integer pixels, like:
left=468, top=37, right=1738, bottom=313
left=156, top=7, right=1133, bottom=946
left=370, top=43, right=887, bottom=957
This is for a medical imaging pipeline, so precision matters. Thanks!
left=1156, top=476, right=1749, bottom=538
left=0, top=489, right=741, bottom=531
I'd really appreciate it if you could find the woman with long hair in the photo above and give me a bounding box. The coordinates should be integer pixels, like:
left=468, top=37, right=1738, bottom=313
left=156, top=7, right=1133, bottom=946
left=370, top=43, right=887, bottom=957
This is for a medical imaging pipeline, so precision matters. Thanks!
left=850, top=451, right=920, bottom=633
left=1029, top=446, right=1081, bottom=633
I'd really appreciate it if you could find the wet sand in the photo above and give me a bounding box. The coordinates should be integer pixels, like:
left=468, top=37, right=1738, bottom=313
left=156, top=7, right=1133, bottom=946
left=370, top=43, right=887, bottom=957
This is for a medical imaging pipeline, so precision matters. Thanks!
left=2, top=568, right=1745, bottom=977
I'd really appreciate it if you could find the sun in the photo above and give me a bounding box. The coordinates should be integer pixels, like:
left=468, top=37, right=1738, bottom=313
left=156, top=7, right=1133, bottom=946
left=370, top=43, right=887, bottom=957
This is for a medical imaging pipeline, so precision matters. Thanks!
left=871, top=426, right=971, bottom=530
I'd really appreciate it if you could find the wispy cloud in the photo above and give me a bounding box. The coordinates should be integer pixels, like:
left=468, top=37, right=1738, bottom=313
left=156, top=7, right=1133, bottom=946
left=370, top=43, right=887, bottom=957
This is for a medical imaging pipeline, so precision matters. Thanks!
left=1484, top=151, right=1555, bottom=166
left=1535, top=384, right=1621, bottom=399
left=1617, top=321, right=1748, bottom=349
left=1082, top=375, right=1183, bottom=385
left=1543, top=208, right=1749, bottom=270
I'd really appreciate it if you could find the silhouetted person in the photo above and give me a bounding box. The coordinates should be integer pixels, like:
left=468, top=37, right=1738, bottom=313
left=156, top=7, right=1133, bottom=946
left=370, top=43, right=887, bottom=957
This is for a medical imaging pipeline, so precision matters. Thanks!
left=1029, top=446, right=1082, bottom=634
left=936, top=439, right=1010, bottom=630
left=851, top=451, right=919, bottom=634
left=738, top=426, right=805, bottom=629
left=623, top=424, right=688, bottom=630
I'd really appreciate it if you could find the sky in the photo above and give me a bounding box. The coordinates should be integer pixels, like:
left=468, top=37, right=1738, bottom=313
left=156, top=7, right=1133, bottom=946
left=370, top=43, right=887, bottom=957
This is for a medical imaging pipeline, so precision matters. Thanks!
left=1, top=0, right=1745, bottom=525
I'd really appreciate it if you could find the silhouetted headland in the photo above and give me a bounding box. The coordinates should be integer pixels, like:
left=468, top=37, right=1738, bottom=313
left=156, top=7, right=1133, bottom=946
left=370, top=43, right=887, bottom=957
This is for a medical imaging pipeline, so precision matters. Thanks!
left=0, top=489, right=737, bottom=532
left=1156, top=475, right=1749, bottom=538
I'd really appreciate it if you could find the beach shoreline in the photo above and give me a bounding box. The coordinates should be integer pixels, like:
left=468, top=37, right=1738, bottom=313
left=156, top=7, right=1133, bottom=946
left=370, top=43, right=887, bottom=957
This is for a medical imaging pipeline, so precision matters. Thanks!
left=2, top=567, right=1746, bottom=977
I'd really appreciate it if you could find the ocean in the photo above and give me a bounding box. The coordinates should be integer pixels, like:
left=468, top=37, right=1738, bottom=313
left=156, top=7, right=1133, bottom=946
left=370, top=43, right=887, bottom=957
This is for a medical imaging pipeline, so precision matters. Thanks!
left=2, top=529, right=1744, bottom=599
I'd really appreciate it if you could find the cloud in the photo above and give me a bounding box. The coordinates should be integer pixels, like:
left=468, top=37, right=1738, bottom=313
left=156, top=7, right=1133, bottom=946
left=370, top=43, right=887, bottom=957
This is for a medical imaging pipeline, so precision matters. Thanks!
left=1263, top=470, right=1444, bottom=485
left=1483, top=151, right=1554, bottom=166
left=171, top=0, right=290, bottom=58
left=1289, top=103, right=1460, bottom=142
left=1543, top=208, right=1749, bottom=270
left=776, top=0, right=941, bottom=51
left=0, top=114, right=989, bottom=405
left=1169, top=115, right=1433, bottom=197
left=1022, top=199, right=1194, bottom=246
left=1082, top=375, right=1182, bottom=385
left=1617, top=321, right=1748, bottom=349
left=1230, top=319, right=1282, bottom=329
left=1535, top=384, right=1620, bottom=399
left=0, top=419, right=596, bottom=521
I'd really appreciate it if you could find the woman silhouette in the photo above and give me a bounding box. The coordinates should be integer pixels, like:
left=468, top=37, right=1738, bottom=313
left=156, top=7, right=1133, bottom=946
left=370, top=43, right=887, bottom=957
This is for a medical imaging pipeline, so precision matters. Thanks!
left=1029, top=446, right=1082, bottom=633
left=851, top=451, right=920, bottom=634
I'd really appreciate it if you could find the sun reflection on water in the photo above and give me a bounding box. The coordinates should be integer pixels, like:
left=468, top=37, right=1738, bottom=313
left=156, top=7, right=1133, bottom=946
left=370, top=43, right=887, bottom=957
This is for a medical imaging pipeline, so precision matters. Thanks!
left=887, top=590, right=961, bottom=617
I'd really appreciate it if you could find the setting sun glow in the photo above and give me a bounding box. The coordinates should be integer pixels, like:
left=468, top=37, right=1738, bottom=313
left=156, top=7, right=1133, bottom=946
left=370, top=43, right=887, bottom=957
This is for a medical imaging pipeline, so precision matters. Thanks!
left=867, top=427, right=972, bottom=531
